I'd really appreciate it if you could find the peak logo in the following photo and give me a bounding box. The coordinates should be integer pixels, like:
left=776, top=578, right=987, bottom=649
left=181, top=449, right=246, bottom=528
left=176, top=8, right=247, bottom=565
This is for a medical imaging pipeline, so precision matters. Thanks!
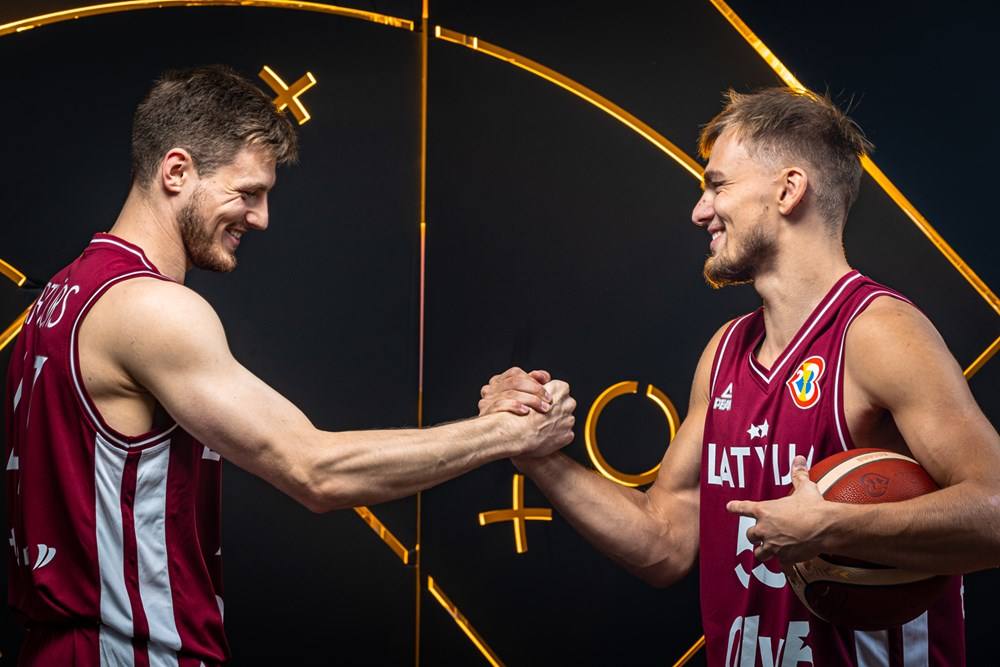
left=33, top=544, right=57, bottom=570
left=713, top=382, right=734, bottom=411
left=786, top=356, right=825, bottom=410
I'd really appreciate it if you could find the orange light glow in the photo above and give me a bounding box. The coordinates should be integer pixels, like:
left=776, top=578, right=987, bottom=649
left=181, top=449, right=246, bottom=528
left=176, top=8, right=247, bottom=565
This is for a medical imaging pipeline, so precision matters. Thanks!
left=478, top=474, right=552, bottom=554
left=672, top=634, right=706, bottom=667
left=433, top=26, right=704, bottom=181
left=259, top=66, right=317, bottom=125
left=0, top=1, right=414, bottom=38
left=353, top=506, right=411, bottom=564
left=584, top=381, right=679, bottom=487
left=0, top=259, right=27, bottom=287
left=427, top=576, right=505, bottom=667
left=708, top=0, right=998, bottom=318
left=0, top=307, right=31, bottom=353
left=964, top=335, right=999, bottom=379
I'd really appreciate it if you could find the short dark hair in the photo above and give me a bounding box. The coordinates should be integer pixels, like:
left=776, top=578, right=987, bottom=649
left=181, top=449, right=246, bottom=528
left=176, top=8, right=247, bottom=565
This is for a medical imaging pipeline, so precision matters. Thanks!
left=131, top=65, right=298, bottom=188
left=698, top=88, right=873, bottom=226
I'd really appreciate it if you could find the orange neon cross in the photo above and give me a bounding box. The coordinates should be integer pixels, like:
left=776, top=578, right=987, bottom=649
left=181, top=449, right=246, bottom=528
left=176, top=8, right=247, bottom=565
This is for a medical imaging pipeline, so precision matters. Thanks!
left=478, top=474, right=552, bottom=554
left=258, top=65, right=317, bottom=125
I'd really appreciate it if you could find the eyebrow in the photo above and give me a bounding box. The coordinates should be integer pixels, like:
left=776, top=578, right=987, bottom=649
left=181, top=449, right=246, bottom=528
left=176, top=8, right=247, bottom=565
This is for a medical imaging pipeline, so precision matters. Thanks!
left=703, top=169, right=724, bottom=185
left=237, top=182, right=270, bottom=193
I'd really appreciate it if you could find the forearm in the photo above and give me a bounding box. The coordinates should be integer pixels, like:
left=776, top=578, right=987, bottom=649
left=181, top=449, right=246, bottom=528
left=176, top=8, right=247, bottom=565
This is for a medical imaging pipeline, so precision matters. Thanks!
left=516, top=453, right=695, bottom=586
left=303, top=413, right=521, bottom=511
left=823, top=480, right=1000, bottom=574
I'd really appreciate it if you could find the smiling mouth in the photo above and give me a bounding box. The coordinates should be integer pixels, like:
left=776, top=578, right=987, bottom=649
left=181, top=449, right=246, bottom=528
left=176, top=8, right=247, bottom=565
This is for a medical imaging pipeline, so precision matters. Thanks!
left=709, top=228, right=726, bottom=252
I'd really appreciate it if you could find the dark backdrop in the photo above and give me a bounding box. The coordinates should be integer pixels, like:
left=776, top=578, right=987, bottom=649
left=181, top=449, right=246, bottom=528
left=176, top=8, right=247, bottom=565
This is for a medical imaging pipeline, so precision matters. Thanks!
left=1, top=1, right=997, bottom=664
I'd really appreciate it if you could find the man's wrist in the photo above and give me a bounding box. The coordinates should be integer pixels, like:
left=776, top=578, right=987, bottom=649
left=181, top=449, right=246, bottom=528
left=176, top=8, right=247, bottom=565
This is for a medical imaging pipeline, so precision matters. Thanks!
left=483, top=411, right=528, bottom=458
left=819, top=499, right=857, bottom=554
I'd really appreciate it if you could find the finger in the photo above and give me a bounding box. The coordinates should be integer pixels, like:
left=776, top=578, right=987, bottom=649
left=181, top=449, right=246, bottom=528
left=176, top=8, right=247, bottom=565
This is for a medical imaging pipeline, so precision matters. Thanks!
left=500, top=366, right=526, bottom=380
left=726, top=500, right=759, bottom=517
left=495, top=390, right=551, bottom=412
left=528, top=369, right=552, bottom=384
left=545, top=379, right=570, bottom=400
left=482, top=398, right=530, bottom=416
left=790, top=455, right=812, bottom=491
left=745, top=525, right=763, bottom=545
left=492, top=376, right=552, bottom=402
left=755, top=543, right=778, bottom=561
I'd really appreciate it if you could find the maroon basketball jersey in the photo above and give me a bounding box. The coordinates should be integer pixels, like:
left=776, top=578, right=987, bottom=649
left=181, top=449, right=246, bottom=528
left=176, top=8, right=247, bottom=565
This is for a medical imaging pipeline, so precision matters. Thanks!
left=6, top=234, right=228, bottom=665
left=699, top=270, right=965, bottom=666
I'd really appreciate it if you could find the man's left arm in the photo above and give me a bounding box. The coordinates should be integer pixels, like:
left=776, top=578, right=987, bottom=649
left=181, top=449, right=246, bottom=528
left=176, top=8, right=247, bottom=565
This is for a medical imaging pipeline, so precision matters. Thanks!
left=730, top=297, right=1000, bottom=573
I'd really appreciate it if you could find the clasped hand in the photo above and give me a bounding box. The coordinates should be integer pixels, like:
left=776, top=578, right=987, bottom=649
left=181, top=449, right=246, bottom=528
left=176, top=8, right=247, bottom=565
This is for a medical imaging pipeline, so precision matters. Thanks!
left=479, top=366, right=577, bottom=458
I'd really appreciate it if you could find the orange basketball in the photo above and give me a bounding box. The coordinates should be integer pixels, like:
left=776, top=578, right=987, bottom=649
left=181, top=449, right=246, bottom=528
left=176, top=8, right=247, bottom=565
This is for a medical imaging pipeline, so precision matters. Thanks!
left=783, top=448, right=950, bottom=630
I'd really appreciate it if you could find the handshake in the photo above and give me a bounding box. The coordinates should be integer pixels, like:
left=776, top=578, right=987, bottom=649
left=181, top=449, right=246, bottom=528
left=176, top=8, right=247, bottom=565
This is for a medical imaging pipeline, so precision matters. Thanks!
left=478, top=367, right=577, bottom=460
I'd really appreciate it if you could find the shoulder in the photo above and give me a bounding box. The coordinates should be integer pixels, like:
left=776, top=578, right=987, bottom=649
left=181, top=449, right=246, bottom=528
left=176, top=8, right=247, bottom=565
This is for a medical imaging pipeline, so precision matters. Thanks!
left=845, top=295, right=961, bottom=405
left=88, top=277, right=227, bottom=362
left=846, top=295, right=944, bottom=359
left=98, top=277, right=222, bottom=331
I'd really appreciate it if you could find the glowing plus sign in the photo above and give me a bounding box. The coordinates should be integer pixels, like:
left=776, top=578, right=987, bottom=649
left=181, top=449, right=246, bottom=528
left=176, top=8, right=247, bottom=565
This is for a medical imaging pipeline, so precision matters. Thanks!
left=478, top=474, right=552, bottom=554
left=258, top=65, right=317, bottom=125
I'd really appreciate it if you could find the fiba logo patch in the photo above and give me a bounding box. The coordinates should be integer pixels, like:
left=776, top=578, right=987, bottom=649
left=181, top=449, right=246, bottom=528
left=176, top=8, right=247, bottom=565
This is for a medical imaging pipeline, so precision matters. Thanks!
left=785, top=355, right=825, bottom=409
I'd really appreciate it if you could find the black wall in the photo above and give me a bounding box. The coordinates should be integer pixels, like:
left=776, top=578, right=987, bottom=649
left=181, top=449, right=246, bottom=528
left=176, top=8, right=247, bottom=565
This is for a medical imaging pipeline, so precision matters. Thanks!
left=1, top=1, right=997, bottom=664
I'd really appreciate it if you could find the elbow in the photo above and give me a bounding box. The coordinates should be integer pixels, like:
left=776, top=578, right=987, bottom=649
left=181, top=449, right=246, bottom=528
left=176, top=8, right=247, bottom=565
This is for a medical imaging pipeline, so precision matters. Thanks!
left=289, top=457, right=353, bottom=513
left=636, top=561, right=686, bottom=589
left=299, top=475, right=355, bottom=514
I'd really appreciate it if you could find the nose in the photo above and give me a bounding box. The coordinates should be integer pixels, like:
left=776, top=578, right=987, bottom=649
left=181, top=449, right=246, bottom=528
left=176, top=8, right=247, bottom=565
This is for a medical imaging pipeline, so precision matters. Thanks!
left=246, top=194, right=269, bottom=231
left=691, top=189, right=714, bottom=229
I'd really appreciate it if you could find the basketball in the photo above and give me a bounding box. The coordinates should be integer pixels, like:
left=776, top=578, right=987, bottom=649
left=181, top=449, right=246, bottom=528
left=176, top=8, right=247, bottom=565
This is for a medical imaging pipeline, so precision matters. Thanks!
left=783, top=448, right=950, bottom=630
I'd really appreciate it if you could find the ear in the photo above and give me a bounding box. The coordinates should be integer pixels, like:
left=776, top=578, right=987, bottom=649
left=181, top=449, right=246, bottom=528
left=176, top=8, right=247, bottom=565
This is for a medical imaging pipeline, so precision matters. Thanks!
left=777, top=166, right=808, bottom=216
left=159, top=148, right=197, bottom=195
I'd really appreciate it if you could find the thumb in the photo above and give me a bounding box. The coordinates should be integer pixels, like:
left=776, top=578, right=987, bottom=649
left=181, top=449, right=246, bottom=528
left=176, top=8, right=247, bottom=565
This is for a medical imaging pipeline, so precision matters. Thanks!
left=790, top=455, right=811, bottom=491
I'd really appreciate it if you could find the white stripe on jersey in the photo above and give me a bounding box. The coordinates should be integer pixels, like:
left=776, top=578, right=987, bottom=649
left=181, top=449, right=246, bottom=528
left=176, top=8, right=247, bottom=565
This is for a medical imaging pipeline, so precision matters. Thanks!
left=95, top=433, right=132, bottom=636
left=832, top=290, right=908, bottom=451
left=135, top=442, right=182, bottom=652
left=711, top=312, right=755, bottom=397
left=148, top=640, right=180, bottom=667
left=90, top=237, right=155, bottom=272
left=855, top=629, right=889, bottom=667
left=99, top=624, right=135, bottom=667
left=903, top=612, right=929, bottom=667
left=758, top=272, right=864, bottom=384
left=69, top=271, right=179, bottom=449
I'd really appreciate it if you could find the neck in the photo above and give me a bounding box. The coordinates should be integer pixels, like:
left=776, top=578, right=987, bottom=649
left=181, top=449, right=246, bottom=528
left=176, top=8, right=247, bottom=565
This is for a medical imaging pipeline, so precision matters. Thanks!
left=107, top=186, right=188, bottom=283
left=752, top=232, right=851, bottom=362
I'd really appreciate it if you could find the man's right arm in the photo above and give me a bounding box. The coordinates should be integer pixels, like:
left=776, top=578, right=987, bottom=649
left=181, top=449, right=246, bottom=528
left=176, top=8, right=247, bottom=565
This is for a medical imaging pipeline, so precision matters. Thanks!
left=88, top=278, right=576, bottom=512
left=481, top=325, right=726, bottom=587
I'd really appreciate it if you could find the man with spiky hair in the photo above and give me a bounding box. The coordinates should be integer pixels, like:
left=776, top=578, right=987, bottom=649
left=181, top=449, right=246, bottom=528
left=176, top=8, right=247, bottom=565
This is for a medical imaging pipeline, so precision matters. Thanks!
left=482, top=88, right=998, bottom=665
left=5, top=65, right=576, bottom=665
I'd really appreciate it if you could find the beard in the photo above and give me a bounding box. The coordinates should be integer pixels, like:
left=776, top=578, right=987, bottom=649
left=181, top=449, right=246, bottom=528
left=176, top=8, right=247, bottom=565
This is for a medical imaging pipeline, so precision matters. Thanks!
left=703, top=223, right=776, bottom=289
left=178, top=187, right=237, bottom=273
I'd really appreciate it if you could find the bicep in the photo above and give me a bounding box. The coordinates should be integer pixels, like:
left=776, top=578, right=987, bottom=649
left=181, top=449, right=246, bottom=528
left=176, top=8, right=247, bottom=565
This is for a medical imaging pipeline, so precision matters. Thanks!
left=849, top=302, right=1000, bottom=487
left=118, top=286, right=316, bottom=496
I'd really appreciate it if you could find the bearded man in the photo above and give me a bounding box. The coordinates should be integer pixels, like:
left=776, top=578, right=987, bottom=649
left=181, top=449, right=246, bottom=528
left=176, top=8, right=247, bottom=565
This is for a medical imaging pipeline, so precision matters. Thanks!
left=481, top=88, right=1000, bottom=665
left=5, top=65, right=576, bottom=666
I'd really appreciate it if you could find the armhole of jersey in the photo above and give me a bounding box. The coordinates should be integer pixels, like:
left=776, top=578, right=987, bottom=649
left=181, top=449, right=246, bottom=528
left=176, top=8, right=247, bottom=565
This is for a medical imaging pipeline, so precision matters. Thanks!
left=710, top=312, right=755, bottom=399
left=832, top=291, right=914, bottom=452
left=69, top=270, right=180, bottom=451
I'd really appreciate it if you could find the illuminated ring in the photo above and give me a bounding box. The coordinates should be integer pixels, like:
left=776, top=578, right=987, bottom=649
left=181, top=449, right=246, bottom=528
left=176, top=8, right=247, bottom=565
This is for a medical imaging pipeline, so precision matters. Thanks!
left=584, top=381, right=680, bottom=488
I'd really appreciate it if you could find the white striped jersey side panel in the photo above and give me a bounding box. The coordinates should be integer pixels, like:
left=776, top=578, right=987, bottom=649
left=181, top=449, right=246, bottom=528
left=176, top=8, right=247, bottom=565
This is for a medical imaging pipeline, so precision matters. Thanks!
left=95, top=434, right=131, bottom=638
left=134, top=442, right=182, bottom=655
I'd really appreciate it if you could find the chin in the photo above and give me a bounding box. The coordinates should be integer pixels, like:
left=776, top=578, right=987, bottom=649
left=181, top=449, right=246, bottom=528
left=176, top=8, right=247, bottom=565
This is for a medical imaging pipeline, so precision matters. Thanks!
left=191, top=248, right=237, bottom=273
